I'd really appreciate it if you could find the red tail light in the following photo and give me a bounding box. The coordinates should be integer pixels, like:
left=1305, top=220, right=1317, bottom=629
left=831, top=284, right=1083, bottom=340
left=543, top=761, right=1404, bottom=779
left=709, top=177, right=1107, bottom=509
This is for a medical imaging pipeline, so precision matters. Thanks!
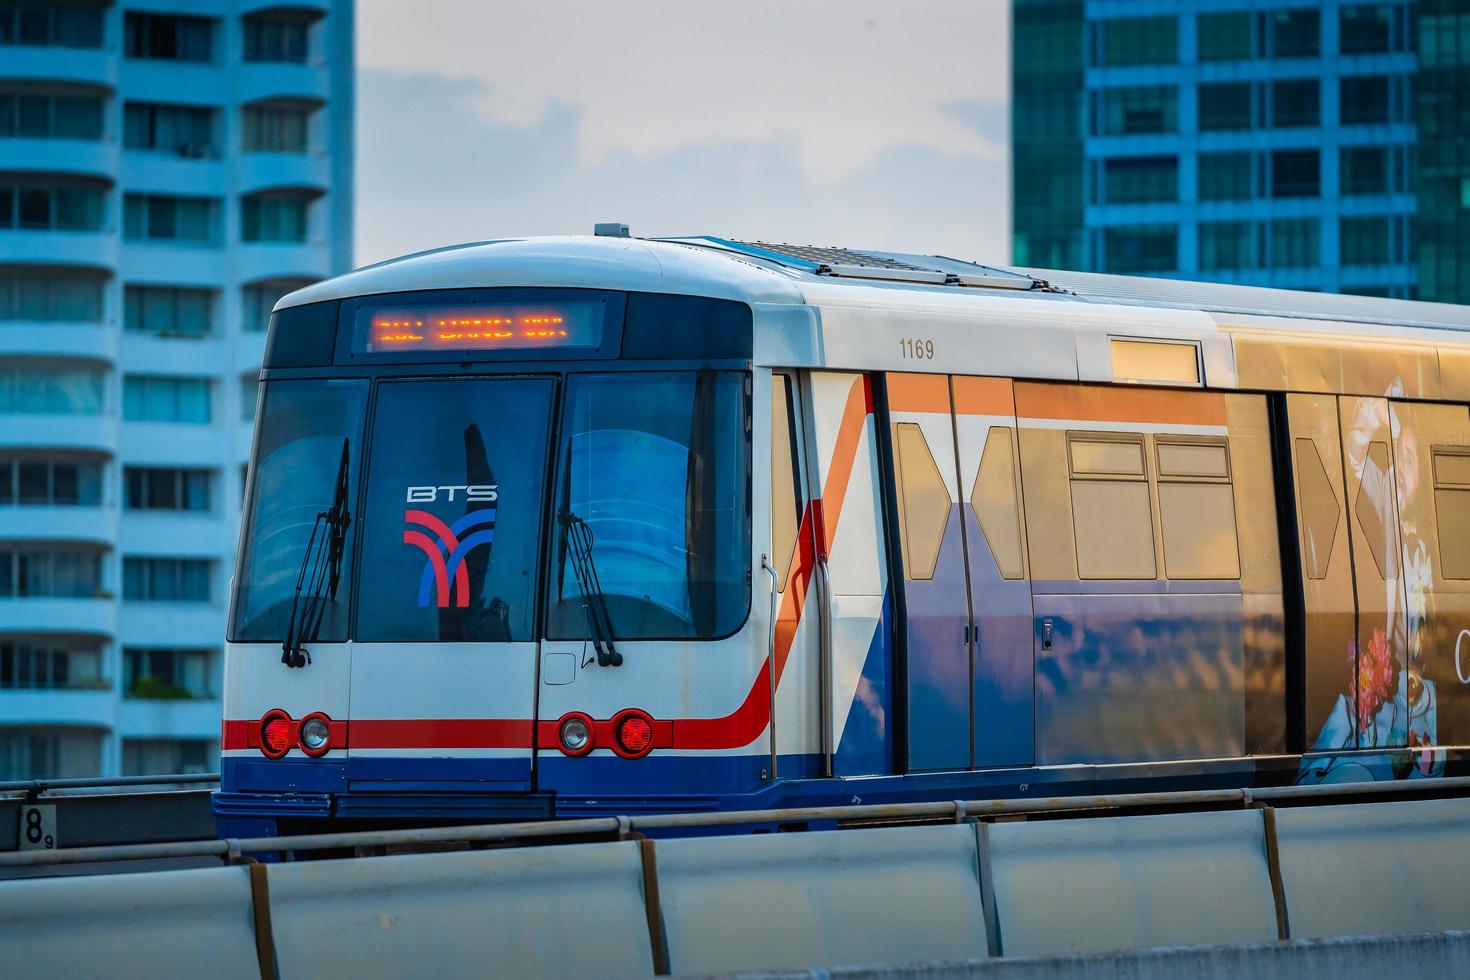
left=613, top=710, right=654, bottom=759
left=260, top=710, right=293, bottom=758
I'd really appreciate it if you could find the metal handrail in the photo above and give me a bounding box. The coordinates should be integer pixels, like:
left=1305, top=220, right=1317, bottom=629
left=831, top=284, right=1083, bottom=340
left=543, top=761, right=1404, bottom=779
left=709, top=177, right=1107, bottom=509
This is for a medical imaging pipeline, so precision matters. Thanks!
left=0, top=773, right=219, bottom=794
left=5, top=773, right=1470, bottom=870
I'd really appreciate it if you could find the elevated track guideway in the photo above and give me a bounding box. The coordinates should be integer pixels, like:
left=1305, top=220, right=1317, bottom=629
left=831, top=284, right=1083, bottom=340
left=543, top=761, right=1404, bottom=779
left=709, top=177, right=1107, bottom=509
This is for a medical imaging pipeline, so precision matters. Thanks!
left=2, top=778, right=1470, bottom=976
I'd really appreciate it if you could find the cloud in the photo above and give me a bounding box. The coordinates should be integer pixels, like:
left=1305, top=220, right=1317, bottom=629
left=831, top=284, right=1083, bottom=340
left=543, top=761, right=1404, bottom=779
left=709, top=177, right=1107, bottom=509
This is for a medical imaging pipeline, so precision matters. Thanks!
left=356, top=68, right=1010, bottom=267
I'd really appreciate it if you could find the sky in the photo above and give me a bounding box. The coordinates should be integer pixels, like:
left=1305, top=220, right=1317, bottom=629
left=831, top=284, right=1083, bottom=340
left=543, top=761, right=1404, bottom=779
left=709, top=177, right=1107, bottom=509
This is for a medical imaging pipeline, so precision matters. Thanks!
left=355, top=0, right=1010, bottom=268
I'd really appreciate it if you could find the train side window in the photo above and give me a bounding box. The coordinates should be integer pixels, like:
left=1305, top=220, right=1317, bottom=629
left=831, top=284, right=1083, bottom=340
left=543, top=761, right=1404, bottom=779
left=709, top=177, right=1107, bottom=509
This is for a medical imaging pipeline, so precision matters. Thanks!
left=1433, top=448, right=1470, bottom=579
left=770, top=374, right=803, bottom=592
left=971, top=426, right=1025, bottom=580
left=1067, top=433, right=1156, bottom=580
left=1294, top=437, right=1340, bottom=580
left=1353, top=441, right=1392, bottom=580
left=1156, top=438, right=1241, bottom=580
left=893, top=422, right=950, bottom=581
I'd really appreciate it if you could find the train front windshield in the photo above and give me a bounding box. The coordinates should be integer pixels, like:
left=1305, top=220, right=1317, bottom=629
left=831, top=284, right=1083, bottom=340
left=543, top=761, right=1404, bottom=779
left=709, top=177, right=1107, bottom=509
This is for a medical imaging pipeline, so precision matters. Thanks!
left=231, top=368, right=752, bottom=647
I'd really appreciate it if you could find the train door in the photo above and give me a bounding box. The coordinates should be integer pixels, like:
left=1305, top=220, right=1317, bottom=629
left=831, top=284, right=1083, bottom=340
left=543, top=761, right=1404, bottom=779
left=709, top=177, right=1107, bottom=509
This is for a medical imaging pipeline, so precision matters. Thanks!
left=884, top=373, right=1034, bottom=771
left=347, top=377, right=558, bottom=791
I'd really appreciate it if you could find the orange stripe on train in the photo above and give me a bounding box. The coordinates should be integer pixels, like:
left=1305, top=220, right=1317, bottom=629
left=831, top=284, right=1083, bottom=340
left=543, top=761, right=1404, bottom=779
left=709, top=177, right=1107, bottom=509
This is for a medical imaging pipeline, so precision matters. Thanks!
left=1015, top=381, right=1227, bottom=427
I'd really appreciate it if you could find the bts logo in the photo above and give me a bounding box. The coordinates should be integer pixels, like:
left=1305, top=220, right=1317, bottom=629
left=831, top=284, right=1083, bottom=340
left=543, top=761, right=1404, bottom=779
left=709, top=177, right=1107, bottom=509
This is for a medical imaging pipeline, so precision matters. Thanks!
left=402, top=507, right=497, bottom=608
left=406, top=485, right=498, bottom=503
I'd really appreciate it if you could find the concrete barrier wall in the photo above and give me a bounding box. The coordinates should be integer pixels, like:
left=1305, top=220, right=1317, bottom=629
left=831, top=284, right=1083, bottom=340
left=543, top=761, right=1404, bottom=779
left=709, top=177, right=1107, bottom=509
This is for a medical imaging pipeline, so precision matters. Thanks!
left=0, top=864, right=260, bottom=979
left=268, top=840, right=654, bottom=978
left=656, top=824, right=988, bottom=974
left=985, top=809, right=1279, bottom=956
left=1275, top=797, right=1470, bottom=939
left=5, top=799, right=1470, bottom=977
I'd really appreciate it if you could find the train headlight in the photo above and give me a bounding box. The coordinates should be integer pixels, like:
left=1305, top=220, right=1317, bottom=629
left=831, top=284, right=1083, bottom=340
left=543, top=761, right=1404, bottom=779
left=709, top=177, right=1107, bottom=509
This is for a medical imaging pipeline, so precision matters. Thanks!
left=300, top=715, right=332, bottom=755
left=559, top=715, right=593, bottom=756
left=612, top=710, right=655, bottom=759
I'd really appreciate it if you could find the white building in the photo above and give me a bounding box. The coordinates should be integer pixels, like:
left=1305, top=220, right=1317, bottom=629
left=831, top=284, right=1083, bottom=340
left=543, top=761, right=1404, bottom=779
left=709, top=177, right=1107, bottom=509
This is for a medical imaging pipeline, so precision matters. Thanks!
left=0, top=0, right=354, bottom=779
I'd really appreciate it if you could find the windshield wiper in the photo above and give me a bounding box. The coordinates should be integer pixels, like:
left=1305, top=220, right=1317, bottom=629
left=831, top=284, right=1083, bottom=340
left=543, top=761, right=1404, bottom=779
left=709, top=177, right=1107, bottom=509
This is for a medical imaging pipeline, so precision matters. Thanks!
left=559, top=509, right=622, bottom=667
left=282, top=438, right=352, bottom=669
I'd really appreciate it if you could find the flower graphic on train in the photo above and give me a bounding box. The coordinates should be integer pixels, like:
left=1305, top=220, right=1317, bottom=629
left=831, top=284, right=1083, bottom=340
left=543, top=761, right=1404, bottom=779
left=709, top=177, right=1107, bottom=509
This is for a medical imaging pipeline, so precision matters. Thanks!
left=402, top=498, right=497, bottom=608
left=1355, top=628, right=1395, bottom=735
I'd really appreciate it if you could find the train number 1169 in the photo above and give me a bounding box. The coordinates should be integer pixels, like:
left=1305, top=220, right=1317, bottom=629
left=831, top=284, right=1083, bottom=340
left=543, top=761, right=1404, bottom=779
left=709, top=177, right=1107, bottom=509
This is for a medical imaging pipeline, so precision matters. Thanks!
left=899, top=337, right=935, bottom=360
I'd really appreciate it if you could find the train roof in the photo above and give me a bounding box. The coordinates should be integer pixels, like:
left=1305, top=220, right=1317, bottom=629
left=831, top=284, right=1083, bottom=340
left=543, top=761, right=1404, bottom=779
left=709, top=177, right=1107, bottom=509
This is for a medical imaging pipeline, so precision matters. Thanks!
left=281, top=233, right=1470, bottom=335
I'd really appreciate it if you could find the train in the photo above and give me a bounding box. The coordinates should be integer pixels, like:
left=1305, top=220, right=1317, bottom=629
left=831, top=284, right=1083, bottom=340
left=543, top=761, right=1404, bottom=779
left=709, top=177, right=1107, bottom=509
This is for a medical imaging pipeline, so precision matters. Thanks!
left=214, top=232, right=1470, bottom=839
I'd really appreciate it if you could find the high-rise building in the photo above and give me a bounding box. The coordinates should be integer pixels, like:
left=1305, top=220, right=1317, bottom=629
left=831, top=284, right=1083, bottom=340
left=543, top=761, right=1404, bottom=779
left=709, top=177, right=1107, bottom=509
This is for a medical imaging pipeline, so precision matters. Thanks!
left=0, top=1, right=354, bottom=779
left=1012, top=1, right=1470, bottom=304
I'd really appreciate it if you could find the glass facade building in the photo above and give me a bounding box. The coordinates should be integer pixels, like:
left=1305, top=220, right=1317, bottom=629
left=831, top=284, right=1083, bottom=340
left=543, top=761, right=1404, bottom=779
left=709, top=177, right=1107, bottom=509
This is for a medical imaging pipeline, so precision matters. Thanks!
left=0, top=1, right=355, bottom=779
left=1012, top=0, right=1470, bottom=304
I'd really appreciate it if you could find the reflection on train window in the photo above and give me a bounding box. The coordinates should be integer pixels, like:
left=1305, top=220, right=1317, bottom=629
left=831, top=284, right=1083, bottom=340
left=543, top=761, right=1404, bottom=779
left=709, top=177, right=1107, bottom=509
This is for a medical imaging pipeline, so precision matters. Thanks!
left=771, top=374, right=802, bottom=593
left=546, top=371, right=752, bottom=641
left=1294, top=437, right=1340, bottom=580
left=1433, top=448, right=1470, bottom=579
left=1156, top=438, right=1240, bottom=580
left=893, top=422, right=950, bottom=581
left=1353, top=441, right=1392, bottom=580
left=1068, top=434, right=1156, bottom=580
left=971, top=426, right=1025, bottom=580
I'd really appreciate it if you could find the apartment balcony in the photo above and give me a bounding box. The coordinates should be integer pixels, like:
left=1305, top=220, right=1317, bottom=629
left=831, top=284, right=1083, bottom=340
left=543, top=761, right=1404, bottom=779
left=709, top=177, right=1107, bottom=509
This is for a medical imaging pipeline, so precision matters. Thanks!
left=117, top=242, right=226, bottom=286
left=238, top=151, right=331, bottom=197
left=117, top=696, right=222, bottom=740
left=118, top=603, right=225, bottom=647
left=118, top=334, right=225, bottom=377
left=0, top=596, right=116, bottom=637
left=119, top=422, right=227, bottom=466
left=0, top=137, right=120, bottom=182
left=0, top=228, right=118, bottom=272
left=0, top=322, right=117, bottom=365
left=239, top=0, right=330, bottom=16
left=238, top=240, right=332, bottom=284
left=239, top=62, right=330, bottom=105
left=0, top=414, right=118, bottom=455
left=0, top=46, right=119, bottom=90
left=235, top=330, right=267, bottom=374
left=117, top=511, right=230, bottom=559
left=0, top=688, right=117, bottom=728
left=0, top=506, right=116, bottom=546
left=120, top=151, right=228, bottom=199
left=118, top=60, right=227, bottom=107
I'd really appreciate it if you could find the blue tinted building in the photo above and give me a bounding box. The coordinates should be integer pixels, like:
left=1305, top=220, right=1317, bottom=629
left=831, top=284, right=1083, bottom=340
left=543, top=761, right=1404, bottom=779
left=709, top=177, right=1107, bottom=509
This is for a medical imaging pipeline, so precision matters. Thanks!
left=1013, top=1, right=1470, bottom=303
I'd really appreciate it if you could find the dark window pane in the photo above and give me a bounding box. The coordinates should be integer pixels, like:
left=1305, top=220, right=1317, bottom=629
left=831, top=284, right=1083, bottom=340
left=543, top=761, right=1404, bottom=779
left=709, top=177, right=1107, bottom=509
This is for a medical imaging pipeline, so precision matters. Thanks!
left=1103, top=155, right=1178, bottom=204
left=1269, top=218, right=1320, bottom=267
left=1198, top=11, right=1253, bottom=61
left=1199, top=221, right=1254, bottom=270
left=1102, top=15, right=1177, bottom=66
left=1104, top=224, right=1177, bottom=273
left=1272, top=79, right=1320, bottom=127
left=1271, top=9, right=1319, bottom=57
left=1272, top=149, right=1320, bottom=197
left=1199, top=83, right=1253, bottom=131
left=1341, top=5, right=1393, bottom=54
left=1341, top=146, right=1389, bottom=195
left=1199, top=151, right=1253, bottom=200
left=1099, top=85, right=1176, bottom=135
left=1341, top=215, right=1391, bottom=265
left=1341, top=75, right=1390, bottom=125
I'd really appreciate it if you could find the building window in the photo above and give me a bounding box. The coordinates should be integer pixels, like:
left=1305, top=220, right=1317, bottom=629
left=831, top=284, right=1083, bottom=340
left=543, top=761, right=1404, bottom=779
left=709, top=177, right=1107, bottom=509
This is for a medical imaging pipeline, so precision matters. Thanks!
left=1341, top=215, right=1392, bottom=266
left=124, top=13, right=213, bottom=63
left=122, top=738, right=216, bottom=776
left=123, top=102, right=215, bottom=158
left=0, top=181, right=105, bottom=231
left=122, top=557, right=211, bottom=603
left=242, top=12, right=310, bottom=63
left=1268, top=218, right=1321, bottom=267
left=123, top=285, right=212, bottom=337
left=0, top=366, right=104, bottom=415
left=0, top=456, right=102, bottom=506
left=1104, top=225, right=1177, bottom=274
left=1, top=641, right=102, bottom=690
left=240, top=375, right=258, bottom=421
left=122, top=375, right=211, bottom=423
left=1340, top=75, right=1391, bottom=125
left=1271, top=79, right=1320, bottom=128
left=1198, top=83, right=1253, bottom=131
left=242, top=278, right=313, bottom=332
left=0, top=267, right=104, bottom=322
left=1197, top=11, right=1253, bottom=61
left=0, top=4, right=104, bottom=48
left=124, top=467, right=212, bottom=512
left=242, top=104, right=310, bottom=153
left=123, top=648, right=212, bottom=699
left=241, top=193, right=308, bottom=243
left=1199, top=151, right=1254, bottom=201
left=1100, top=15, right=1177, bottom=66
left=1271, top=149, right=1320, bottom=197
left=1102, top=156, right=1177, bottom=204
left=123, top=194, right=214, bottom=244
left=1199, top=221, right=1255, bottom=271
left=1341, top=5, right=1394, bottom=54
left=0, top=730, right=101, bottom=781
left=0, top=92, right=104, bottom=140
left=1420, top=10, right=1470, bottom=67
left=1341, top=146, right=1389, bottom=195
left=1098, top=86, right=1175, bottom=135
left=1269, top=9, right=1319, bottom=57
left=0, top=548, right=103, bottom=598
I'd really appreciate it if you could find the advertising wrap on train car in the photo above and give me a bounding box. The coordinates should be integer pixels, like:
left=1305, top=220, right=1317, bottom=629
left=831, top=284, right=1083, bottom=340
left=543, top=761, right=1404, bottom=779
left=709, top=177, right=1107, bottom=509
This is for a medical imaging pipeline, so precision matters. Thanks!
left=353, top=299, right=605, bottom=353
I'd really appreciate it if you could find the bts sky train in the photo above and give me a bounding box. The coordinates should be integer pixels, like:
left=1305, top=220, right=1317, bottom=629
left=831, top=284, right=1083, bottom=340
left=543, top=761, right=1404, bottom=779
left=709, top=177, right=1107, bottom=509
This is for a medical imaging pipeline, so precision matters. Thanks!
left=214, top=232, right=1470, bottom=839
